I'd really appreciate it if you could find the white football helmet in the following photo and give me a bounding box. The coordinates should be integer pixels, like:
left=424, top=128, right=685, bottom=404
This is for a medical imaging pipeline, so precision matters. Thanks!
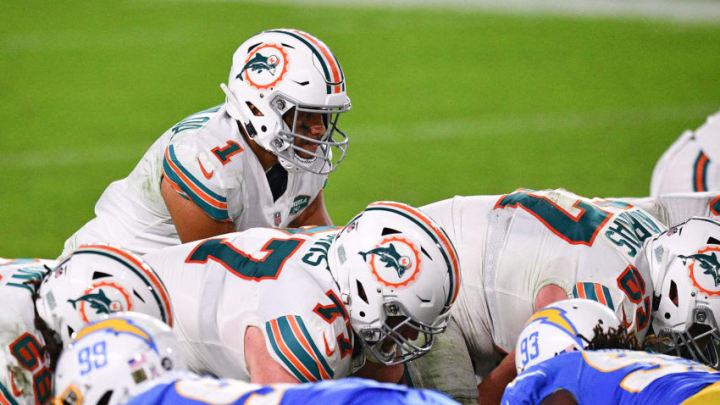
left=327, top=201, right=461, bottom=366
left=647, top=217, right=720, bottom=367
left=221, top=28, right=351, bottom=174
left=35, top=244, right=173, bottom=344
left=54, top=312, right=186, bottom=405
left=515, top=298, right=620, bottom=373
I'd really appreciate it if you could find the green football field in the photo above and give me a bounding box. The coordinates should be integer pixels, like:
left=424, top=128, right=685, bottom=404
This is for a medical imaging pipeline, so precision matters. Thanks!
left=2, top=0, right=720, bottom=258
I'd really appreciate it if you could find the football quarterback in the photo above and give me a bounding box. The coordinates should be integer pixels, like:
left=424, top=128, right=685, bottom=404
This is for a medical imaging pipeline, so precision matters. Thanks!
left=141, top=201, right=460, bottom=384
left=62, top=28, right=352, bottom=257
left=53, top=313, right=460, bottom=405
left=0, top=244, right=171, bottom=405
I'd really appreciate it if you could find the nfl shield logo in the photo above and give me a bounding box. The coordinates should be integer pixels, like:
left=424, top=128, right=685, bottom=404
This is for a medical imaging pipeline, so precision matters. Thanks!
left=274, top=211, right=282, bottom=226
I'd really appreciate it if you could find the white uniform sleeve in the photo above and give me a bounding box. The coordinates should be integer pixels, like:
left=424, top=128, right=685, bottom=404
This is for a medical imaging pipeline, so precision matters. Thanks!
left=612, top=192, right=720, bottom=227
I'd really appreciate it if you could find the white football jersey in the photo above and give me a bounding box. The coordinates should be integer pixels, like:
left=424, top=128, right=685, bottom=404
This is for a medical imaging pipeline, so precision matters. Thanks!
left=421, top=189, right=666, bottom=374
left=62, top=105, right=327, bottom=256
left=142, top=227, right=354, bottom=383
left=0, top=259, right=55, bottom=405
left=651, top=109, right=720, bottom=196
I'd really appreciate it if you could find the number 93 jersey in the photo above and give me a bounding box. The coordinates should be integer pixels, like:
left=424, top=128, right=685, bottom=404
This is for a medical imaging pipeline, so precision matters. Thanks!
left=143, top=227, right=354, bottom=383
left=0, top=259, right=56, bottom=405
left=422, top=189, right=665, bottom=361
left=502, top=350, right=720, bottom=405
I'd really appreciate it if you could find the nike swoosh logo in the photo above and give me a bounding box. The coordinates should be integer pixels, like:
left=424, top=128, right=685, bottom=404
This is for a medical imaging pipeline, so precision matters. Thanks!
left=323, top=333, right=336, bottom=357
left=197, top=158, right=214, bottom=179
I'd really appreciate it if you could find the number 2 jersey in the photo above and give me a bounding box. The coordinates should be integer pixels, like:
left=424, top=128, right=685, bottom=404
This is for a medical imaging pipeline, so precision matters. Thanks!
left=501, top=350, right=720, bottom=405
left=142, top=227, right=354, bottom=383
left=0, top=259, right=56, bottom=405
left=62, top=104, right=327, bottom=257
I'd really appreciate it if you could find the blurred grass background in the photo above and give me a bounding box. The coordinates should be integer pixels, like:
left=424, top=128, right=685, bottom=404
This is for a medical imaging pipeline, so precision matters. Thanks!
left=2, top=0, right=720, bottom=257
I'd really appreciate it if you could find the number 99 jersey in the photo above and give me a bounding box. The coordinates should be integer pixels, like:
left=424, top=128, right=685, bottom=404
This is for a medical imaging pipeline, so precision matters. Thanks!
left=0, top=259, right=56, bottom=405
left=422, top=189, right=664, bottom=366
left=143, top=227, right=354, bottom=382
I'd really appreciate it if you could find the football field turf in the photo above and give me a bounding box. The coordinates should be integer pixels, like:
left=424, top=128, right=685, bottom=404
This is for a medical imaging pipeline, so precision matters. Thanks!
left=2, top=0, right=720, bottom=258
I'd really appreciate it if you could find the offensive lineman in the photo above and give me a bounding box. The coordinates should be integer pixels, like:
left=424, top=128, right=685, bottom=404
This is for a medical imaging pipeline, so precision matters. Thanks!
left=0, top=245, right=172, bottom=405
left=410, top=188, right=720, bottom=404
left=62, top=28, right=352, bottom=256
left=141, top=201, right=461, bottom=385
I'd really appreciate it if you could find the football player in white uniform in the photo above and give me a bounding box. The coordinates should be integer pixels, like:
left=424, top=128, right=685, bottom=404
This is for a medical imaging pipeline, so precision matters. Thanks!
left=62, top=28, right=352, bottom=257
left=651, top=108, right=720, bottom=196
left=141, top=201, right=461, bottom=385
left=53, top=313, right=460, bottom=405
left=0, top=245, right=171, bottom=405
left=410, top=188, right=720, bottom=405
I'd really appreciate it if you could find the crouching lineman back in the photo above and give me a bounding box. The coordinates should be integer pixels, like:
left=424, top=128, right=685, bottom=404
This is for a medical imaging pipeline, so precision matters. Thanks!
left=142, top=201, right=461, bottom=383
left=53, top=313, right=460, bottom=405
left=502, top=298, right=720, bottom=404
left=0, top=245, right=172, bottom=405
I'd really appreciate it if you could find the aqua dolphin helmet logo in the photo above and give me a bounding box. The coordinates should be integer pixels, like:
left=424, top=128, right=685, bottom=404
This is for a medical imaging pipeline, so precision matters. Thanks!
left=360, top=243, right=410, bottom=278
left=68, top=289, right=115, bottom=314
left=69, top=282, right=131, bottom=322
left=680, top=252, right=720, bottom=287
left=236, top=43, right=289, bottom=91
left=360, top=237, right=421, bottom=288
left=237, top=52, right=279, bottom=80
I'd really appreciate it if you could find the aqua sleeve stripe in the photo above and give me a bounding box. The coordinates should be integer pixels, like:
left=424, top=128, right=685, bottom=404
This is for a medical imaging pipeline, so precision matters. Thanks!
left=289, top=316, right=334, bottom=379
left=573, top=282, right=614, bottom=311
left=163, top=146, right=229, bottom=221
left=694, top=151, right=710, bottom=192
left=266, top=319, right=315, bottom=382
left=265, top=316, right=334, bottom=382
left=0, top=381, right=19, bottom=405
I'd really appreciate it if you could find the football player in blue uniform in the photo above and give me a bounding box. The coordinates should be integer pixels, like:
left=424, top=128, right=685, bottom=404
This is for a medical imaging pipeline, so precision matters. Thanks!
left=502, top=298, right=720, bottom=404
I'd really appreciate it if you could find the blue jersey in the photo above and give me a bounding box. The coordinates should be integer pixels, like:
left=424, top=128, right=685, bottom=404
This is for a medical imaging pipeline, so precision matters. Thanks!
left=502, top=350, right=720, bottom=405
left=128, top=376, right=458, bottom=405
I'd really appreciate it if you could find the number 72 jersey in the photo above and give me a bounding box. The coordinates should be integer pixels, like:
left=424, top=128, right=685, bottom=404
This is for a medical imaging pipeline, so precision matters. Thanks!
left=422, top=188, right=665, bottom=359
left=143, top=227, right=355, bottom=383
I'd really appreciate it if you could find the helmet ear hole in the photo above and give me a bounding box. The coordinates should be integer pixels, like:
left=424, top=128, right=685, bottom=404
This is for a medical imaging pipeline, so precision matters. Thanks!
left=356, top=280, right=369, bottom=304
left=97, top=390, right=113, bottom=405
left=670, top=280, right=679, bottom=307
left=246, top=102, right=263, bottom=116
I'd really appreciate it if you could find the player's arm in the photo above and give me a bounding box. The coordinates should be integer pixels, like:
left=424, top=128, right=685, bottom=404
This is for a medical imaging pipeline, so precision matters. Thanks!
left=244, top=325, right=300, bottom=384
left=288, top=191, right=332, bottom=227
left=612, top=192, right=720, bottom=227
left=477, top=284, right=568, bottom=405
left=161, top=177, right=235, bottom=243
